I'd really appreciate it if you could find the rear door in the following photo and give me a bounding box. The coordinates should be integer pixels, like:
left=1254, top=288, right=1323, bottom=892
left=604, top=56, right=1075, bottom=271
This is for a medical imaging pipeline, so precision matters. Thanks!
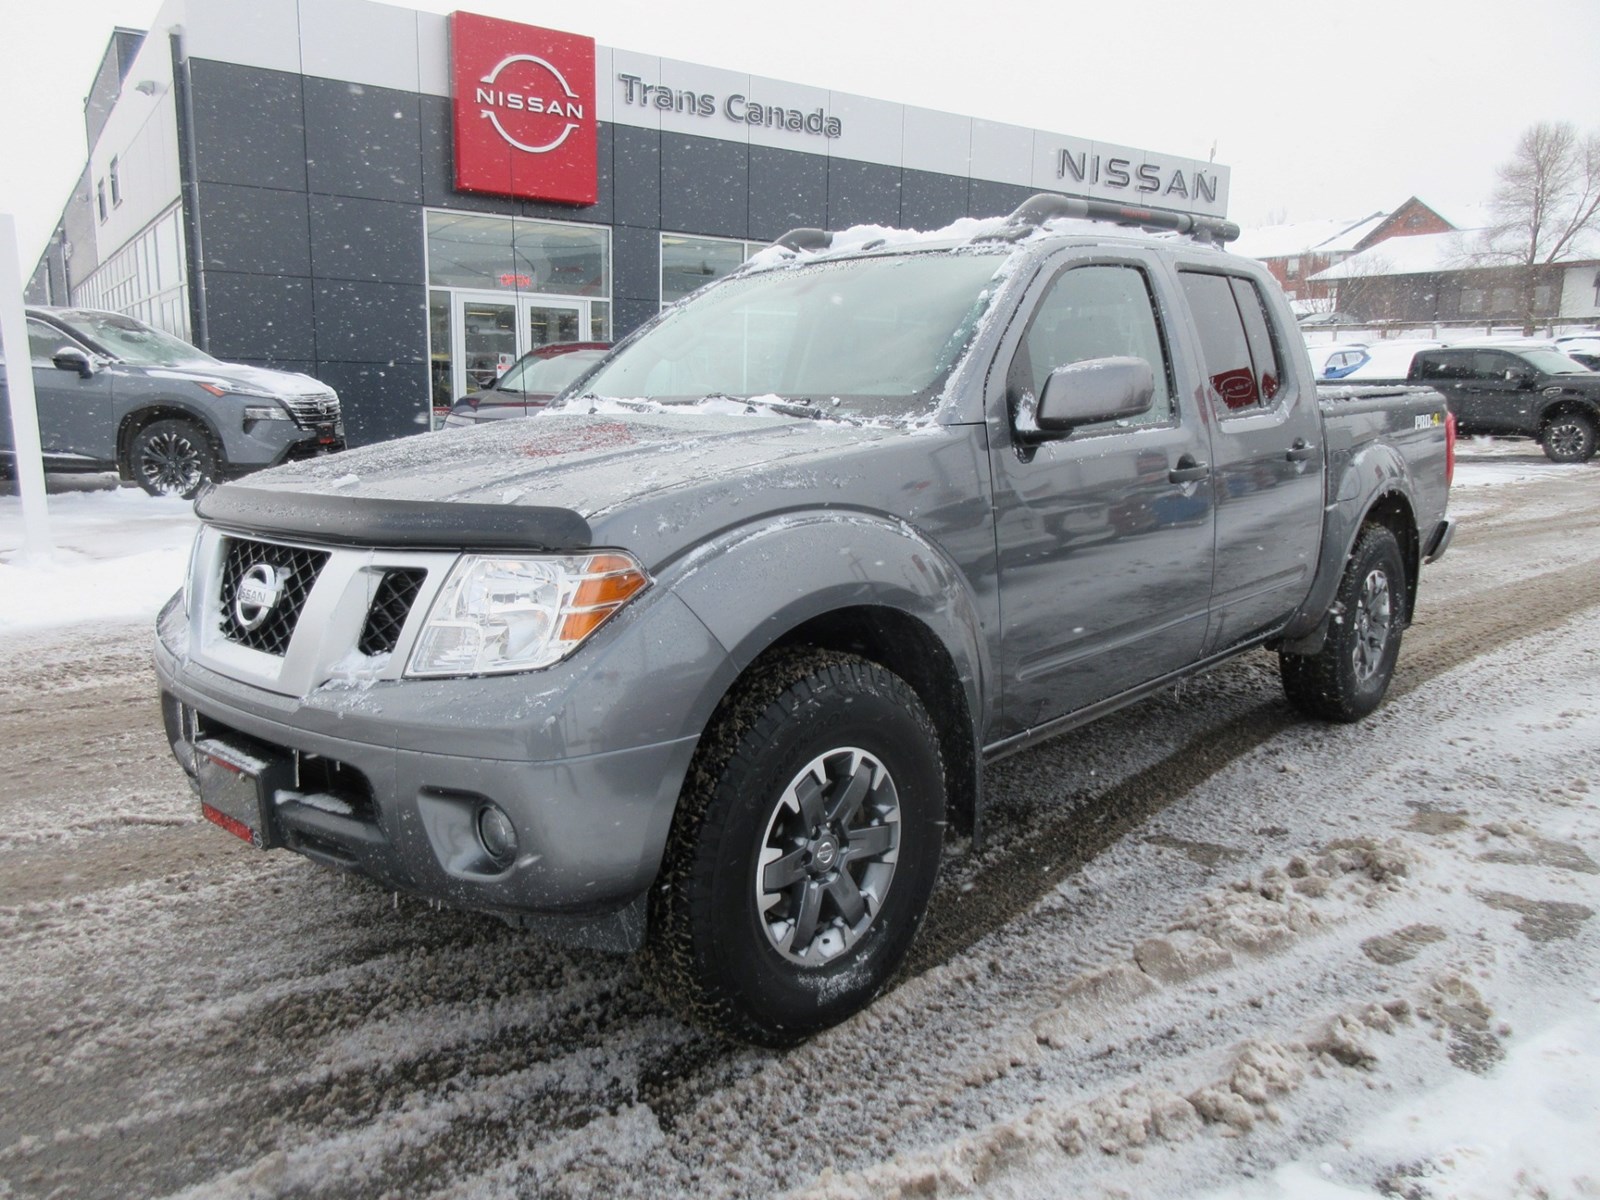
left=1176, top=270, right=1325, bottom=651
left=989, top=250, right=1216, bottom=734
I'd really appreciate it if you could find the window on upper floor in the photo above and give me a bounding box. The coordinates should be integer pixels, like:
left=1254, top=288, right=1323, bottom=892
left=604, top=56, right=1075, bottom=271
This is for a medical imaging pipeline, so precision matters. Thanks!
left=110, top=158, right=122, bottom=207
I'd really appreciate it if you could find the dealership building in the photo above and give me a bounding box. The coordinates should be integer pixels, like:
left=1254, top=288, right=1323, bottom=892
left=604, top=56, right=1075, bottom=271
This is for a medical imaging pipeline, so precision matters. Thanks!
left=28, top=0, right=1231, bottom=446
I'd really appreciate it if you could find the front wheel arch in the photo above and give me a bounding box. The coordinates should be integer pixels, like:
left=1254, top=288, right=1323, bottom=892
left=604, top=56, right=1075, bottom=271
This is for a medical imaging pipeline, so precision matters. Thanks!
left=117, top=405, right=226, bottom=481
left=1539, top=405, right=1598, bottom=463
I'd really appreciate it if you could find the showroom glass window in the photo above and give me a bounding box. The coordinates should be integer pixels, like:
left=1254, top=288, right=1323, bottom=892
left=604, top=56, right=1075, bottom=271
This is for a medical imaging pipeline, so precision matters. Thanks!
left=660, top=234, right=761, bottom=305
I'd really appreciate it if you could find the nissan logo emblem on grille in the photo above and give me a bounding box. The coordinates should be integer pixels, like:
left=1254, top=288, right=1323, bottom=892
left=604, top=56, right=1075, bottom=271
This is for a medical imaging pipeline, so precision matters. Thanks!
left=233, top=563, right=284, bottom=632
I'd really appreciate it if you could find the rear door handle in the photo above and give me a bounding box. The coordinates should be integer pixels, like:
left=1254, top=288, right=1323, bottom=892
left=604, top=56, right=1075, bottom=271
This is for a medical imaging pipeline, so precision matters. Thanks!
left=1285, top=438, right=1315, bottom=462
left=1168, top=455, right=1209, bottom=484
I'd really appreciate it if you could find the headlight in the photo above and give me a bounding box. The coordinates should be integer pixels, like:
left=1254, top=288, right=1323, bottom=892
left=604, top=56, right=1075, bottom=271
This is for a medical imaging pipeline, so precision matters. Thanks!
left=407, top=552, right=650, bottom=677
left=196, top=378, right=281, bottom=401
left=242, top=403, right=292, bottom=421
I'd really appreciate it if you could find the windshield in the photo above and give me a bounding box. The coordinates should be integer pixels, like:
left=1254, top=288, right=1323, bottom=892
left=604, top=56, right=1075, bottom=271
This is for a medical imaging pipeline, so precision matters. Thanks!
left=574, top=251, right=1008, bottom=419
left=498, top=350, right=605, bottom=395
left=54, top=310, right=217, bottom=367
left=1519, top=348, right=1592, bottom=375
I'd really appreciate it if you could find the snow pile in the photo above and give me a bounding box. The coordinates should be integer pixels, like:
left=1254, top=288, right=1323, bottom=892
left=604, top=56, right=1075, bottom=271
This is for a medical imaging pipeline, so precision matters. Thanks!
left=0, top=483, right=195, bottom=634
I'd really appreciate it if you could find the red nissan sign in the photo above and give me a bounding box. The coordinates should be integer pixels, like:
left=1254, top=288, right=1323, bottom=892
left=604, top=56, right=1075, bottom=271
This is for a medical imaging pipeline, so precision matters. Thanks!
left=449, top=12, right=598, bottom=205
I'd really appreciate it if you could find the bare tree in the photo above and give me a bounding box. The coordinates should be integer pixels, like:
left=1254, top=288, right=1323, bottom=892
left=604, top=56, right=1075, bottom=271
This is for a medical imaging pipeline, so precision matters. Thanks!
left=1488, top=121, right=1600, bottom=334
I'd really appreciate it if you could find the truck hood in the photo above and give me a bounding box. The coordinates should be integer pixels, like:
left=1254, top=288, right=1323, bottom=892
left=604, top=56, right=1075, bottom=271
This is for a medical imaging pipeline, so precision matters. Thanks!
left=196, top=409, right=916, bottom=554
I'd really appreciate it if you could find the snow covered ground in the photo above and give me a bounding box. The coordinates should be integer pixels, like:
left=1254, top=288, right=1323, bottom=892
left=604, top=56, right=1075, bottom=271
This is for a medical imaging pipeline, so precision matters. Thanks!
left=0, top=445, right=1597, bottom=1200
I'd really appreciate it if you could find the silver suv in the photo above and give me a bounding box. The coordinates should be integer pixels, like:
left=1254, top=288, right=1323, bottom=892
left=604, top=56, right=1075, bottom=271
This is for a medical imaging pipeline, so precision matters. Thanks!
left=1, top=307, right=344, bottom=496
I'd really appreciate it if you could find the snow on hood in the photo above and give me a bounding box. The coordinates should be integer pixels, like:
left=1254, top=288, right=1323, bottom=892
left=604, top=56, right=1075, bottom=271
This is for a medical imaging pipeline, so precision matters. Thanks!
left=142, top=362, right=335, bottom=398
left=233, top=408, right=899, bottom=519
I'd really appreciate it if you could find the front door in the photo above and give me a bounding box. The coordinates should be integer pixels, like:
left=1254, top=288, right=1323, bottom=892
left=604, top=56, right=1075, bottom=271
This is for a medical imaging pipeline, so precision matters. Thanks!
left=990, top=254, right=1216, bottom=736
left=451, top=293, right=585, bottom=401
left=27, top=318, right=116, bottom=464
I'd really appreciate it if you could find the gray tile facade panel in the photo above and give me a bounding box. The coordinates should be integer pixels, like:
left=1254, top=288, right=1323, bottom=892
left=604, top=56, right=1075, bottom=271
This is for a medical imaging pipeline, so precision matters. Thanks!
left=311, top=279, right=428, bottom=364
left=901, top=169, right=970, bottom=233
left=660, top=133, right=747, bottom=238
left=520, top=123, right=614, bottom=227
left=189, top=59, right=307, bottom=192
left=314, top=360, right=430, bottom=447
left=613, top=298, right=660, bottom=343
left=969, top=180, right=1037, bottom=222
left=420, top=96, right=523, bottom=216
left=303, top=75, right=423, bottom=204
left=747, top=145, right=827, bottom=242
left=612, top=224, right=661, bottom=302
left=826, top=159, right=901, bottom=230
left=612, top=126, right=660, bottom=230
left=309, top=195, right=424, bottom=285
left=197, top=183, right=311, bottom=277
left=203, top=271, right=316, bottom=363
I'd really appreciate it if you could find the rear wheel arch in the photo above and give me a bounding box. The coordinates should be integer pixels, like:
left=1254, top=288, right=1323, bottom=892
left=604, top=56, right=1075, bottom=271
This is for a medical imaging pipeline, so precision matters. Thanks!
left=1357, top=490, right=1419, bottom=625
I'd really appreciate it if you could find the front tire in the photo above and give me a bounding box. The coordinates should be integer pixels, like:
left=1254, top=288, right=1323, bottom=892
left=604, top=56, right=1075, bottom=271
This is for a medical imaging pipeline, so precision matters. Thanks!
left=647, top=650, right=946, bottom=1046
left=1540, top=411, right=1597, bottom=463
left=130, top=419, right=218, bottom=498
left=1281, top=524, right=1407, bottom=723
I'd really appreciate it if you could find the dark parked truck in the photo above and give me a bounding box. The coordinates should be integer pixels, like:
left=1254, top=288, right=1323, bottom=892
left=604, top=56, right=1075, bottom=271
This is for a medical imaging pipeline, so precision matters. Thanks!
left=155, top=196, right=1454, bottom=1044
left=1407, top=344, right=1600, bottom=463
left=0, top=307, right=344, bottom=495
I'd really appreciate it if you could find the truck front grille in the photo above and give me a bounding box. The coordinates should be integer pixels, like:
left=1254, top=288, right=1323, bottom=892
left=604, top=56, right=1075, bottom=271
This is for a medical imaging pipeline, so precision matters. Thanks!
left=218, top=537, right=329, bottom=655
left=358, top=569, right=427, bottom=656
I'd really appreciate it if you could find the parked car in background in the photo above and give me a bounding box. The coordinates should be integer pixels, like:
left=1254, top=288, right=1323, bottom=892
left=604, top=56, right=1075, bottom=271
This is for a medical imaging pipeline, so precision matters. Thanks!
left=1308, top=343, right=1370, bottom=379
left=1330, top=339, right=1445, bottom=384
left=1408, top=344, right=1600, bottom=462
left=1, top=307, right=343, bottom=496
left=440, top=343, right=609, bottom=428
left=1553, top=334, right=1600, bottom=371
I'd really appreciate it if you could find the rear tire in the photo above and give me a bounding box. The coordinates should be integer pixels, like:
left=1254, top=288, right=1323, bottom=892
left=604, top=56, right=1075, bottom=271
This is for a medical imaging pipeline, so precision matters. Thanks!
left=1281, top=524, right=1406, bottom=723
left=647, top=649, right=945, bottom=1046
left=1540, top=411, right=1596, bottom=463
left=130, top=419, right=218, bottom=498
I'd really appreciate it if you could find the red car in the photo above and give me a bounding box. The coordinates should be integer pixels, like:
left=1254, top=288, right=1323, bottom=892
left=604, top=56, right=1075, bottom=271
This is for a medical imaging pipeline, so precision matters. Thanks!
left=438, top=343, right=610, bottom=428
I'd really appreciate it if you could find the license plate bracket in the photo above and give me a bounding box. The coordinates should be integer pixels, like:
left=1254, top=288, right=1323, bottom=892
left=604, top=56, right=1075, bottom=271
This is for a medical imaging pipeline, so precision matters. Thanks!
left=196, top=737, right=293, bottom=849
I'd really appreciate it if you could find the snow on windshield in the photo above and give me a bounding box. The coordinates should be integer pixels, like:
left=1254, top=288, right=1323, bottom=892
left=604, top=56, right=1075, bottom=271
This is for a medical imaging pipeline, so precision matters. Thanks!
left=572, top=250, right=1010, bottom=421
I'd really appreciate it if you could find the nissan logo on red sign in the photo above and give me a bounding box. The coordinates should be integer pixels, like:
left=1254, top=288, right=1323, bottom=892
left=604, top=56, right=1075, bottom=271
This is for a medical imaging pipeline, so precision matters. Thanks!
left=449, top=12, right=597, bottom=206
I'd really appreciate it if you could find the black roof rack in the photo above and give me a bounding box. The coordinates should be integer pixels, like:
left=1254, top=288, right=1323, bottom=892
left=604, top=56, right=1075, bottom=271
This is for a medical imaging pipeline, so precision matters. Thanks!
left=770, top=192, right=1239, bottom=256
left=988, top=193, right=1241, bottom=246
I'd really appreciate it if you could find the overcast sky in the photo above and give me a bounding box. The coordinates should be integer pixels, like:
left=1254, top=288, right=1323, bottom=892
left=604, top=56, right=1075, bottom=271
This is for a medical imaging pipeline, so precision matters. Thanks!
left=4, top=0, right=1598, bottom=268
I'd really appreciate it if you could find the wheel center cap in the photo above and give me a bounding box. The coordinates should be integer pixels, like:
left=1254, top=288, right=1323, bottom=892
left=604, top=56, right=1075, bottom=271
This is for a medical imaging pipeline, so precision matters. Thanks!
left=811, top=835, right=840, bottom=870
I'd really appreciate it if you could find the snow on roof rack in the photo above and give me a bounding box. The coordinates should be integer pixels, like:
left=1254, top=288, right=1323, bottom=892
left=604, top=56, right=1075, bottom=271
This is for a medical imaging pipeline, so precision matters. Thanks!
left=988, top=193, right=1241, bottom=246
left=772, top=228, right=833, bottom=253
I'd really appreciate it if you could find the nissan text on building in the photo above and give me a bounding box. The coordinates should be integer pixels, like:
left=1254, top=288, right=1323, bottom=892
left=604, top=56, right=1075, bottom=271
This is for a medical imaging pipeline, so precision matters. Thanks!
left=29, top=0, right=1230, bottom=447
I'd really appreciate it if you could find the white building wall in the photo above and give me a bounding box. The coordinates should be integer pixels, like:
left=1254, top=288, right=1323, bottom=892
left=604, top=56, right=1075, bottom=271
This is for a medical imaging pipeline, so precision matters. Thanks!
left=1560, top=264, right=1600, bottom=320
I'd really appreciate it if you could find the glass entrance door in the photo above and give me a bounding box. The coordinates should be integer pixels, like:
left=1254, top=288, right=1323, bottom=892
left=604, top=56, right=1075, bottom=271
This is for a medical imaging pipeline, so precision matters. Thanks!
left=450, top=293, right=586, bottom=402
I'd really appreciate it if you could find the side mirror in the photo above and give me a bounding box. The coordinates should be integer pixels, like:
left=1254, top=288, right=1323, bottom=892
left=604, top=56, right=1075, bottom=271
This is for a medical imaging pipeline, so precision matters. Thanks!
left=1034, top=356, right=1155, bottom=432
left=52, top=347, right=94, bottom=378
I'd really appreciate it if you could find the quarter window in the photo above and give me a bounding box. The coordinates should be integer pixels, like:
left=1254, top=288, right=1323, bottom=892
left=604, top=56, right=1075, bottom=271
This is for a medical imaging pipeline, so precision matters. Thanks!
left=1015, top=263, right=1175, bottom=430
left=1179, top=272, right=1284, bottom=412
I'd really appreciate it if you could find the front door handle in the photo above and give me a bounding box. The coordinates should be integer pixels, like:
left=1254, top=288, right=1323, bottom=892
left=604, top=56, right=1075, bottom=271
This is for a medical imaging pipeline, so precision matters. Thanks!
left=1168, top=455, right=1209, bottom=484
left=1285, top=438, right=1315, bottom=462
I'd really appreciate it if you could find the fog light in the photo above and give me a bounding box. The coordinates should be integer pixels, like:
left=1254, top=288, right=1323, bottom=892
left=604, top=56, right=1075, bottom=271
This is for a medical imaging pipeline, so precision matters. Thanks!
left=477, top=803, right=519, bottom=867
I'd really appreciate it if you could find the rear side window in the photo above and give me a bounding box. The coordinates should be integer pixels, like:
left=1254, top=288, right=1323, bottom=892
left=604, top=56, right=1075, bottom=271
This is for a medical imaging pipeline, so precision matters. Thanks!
left=1015, top=263, right=1175, bottom=430
left=1179, top=272, right=1284, bottom=412
left=1413, top=353, right=1470, bottom=381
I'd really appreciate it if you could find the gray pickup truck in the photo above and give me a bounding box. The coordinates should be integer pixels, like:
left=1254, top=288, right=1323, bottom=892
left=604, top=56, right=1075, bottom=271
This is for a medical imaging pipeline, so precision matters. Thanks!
left=155, top=196, right=1454, bottom=1044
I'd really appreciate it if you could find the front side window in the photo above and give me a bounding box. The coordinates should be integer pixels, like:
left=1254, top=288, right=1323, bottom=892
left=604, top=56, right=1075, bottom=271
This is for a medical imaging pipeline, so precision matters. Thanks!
left=27, top=319, right=82, bottom=364
left=1013, top=263, right=1175, bottom=430
left=576, top=251, right=1008, bottom=420
left=54, top=309, right=214, bottom=367
left=1179, top=272, right=1284, bottom=412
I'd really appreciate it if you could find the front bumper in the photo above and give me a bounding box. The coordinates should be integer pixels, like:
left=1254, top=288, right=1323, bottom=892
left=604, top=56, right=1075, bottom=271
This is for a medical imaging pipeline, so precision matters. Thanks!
left=154, top=568, right=723, bottom=948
